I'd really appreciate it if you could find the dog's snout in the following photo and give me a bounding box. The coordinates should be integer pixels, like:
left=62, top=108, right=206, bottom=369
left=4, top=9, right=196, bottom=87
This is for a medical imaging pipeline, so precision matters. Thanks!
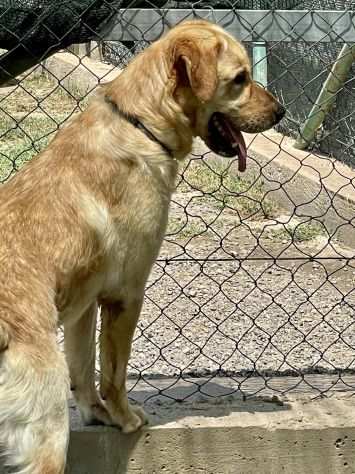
left=275, top=104, right=286, bottom=122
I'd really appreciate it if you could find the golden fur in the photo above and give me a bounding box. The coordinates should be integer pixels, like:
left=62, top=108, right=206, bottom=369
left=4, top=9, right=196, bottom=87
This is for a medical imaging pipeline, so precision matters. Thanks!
left=0, top=20, right=284, bottom=473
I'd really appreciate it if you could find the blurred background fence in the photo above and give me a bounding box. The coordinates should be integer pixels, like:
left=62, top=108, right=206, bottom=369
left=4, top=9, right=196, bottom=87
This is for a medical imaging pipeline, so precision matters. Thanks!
left=1, top=1, right=355, bottom=404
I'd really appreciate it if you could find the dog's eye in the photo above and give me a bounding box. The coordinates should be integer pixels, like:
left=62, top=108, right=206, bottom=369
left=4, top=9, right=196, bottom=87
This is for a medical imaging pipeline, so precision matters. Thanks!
left=234, top=71, right=247, bottom=85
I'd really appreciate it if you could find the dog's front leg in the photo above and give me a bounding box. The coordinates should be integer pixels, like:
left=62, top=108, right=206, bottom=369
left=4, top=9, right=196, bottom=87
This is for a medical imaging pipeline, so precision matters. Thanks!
left=99, top=296, right=147, bottom=433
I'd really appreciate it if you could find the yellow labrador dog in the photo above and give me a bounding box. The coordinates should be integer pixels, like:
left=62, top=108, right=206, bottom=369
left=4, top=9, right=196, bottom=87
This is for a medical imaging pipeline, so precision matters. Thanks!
left=0, top=20, right=284, bottom=473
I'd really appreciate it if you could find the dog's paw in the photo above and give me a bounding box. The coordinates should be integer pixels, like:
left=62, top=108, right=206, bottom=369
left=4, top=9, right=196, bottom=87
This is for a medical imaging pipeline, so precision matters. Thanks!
left=81, top=401, right=112, bottom=426
left=120, top=404, right=148, bottom=434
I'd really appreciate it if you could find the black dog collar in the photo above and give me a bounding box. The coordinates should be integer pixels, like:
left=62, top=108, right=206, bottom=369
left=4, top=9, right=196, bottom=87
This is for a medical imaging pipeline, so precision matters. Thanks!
left=105, top=95, right=174, bottom=159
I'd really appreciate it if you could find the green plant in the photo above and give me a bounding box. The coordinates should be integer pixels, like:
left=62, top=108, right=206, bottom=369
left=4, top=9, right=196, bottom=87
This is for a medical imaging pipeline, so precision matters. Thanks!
left=178, top=159, right=277, bottom=219
left=0, top=113, right=66, bottom=181
left=269, top=221, right=326, bottom=243
left=166, top=217, right=207, bottom=239
left=0, top=73, right=84, bottom=181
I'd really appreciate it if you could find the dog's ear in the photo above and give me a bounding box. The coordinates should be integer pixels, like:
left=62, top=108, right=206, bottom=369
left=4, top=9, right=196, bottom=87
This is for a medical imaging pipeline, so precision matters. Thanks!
left=173, top=37, right=219, bottom=102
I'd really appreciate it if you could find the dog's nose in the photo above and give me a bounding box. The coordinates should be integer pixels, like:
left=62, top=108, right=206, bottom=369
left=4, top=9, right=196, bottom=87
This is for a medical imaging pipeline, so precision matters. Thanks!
left=275, top=104, right=286, bottom=122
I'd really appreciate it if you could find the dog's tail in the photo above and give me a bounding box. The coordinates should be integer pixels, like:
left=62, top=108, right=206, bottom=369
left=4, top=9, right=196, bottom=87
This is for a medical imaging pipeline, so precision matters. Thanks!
left=0, top=320, right=10, bottom=351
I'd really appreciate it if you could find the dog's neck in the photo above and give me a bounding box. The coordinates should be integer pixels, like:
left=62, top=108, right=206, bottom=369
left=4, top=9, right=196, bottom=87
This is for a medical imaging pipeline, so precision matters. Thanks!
left=104, top=95, right=175, bottom=160
left=105, top=44, right=194, bottom=160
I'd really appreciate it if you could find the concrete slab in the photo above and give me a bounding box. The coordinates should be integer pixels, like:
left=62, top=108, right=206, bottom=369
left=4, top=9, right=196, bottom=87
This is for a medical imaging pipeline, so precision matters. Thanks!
left=65, top=393, right=355, bottom=473
left=41, top=51, right=121, bottom=95
left=2, top=388, right=354, bottom=473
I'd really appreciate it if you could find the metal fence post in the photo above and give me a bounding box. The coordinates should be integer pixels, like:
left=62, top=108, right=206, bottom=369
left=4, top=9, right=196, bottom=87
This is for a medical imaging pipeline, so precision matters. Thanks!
left=252, top=41, right=268, bottom=87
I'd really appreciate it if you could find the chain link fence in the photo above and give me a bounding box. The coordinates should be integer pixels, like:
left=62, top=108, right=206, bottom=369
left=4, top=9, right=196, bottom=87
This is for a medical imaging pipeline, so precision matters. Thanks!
left=1, top=1, right=355, bottom=405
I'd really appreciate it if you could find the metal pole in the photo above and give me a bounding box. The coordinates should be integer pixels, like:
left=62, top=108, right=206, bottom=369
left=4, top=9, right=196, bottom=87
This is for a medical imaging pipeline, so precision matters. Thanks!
left=252, top=41, right=268, bottom=87
left=294, top=43, right=355, bottom=150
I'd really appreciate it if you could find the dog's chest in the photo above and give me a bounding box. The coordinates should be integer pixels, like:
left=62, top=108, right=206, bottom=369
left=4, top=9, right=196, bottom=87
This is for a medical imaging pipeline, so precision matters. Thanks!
left=102, top=171, right=173, bottom=295
left=59, top=163, right=175, bottom=324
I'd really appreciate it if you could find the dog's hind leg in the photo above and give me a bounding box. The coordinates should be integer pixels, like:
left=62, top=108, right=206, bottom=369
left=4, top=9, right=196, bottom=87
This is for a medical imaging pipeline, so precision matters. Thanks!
left=0, top=336, right=69, bottom=474
left=64, top=303, right=111, bottom=426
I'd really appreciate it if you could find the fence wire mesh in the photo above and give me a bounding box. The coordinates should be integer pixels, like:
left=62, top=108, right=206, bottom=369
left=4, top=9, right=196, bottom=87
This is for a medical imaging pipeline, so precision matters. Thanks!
left=1, top=1, right=355, bottom=405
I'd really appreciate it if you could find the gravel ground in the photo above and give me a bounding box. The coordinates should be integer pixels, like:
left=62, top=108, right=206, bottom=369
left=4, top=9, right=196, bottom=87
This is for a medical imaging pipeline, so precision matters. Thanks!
left=126, top=160, right=355, bottom=381
left=131, top=242, right=355, bottom=378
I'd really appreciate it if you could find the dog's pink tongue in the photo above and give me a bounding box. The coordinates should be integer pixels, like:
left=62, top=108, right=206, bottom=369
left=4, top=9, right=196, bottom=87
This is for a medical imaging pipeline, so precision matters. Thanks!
left=235, top=131, right=247, bottom=172
left=224, top=120, right=247, bottom=172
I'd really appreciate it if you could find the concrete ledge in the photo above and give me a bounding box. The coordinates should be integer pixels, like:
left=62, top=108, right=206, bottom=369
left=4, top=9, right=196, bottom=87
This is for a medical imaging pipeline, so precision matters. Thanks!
left=65, top=394, right=355, bottom=473
left=41, top=51, right=121, bottom=94
left=1, top=384, right=355, bottom=473
left=241, top=131, right=355, bottom=249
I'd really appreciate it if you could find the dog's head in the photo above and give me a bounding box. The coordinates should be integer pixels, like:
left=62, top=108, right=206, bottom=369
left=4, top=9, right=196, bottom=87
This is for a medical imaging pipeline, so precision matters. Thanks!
left=166, top=20, right=285, bottom=170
